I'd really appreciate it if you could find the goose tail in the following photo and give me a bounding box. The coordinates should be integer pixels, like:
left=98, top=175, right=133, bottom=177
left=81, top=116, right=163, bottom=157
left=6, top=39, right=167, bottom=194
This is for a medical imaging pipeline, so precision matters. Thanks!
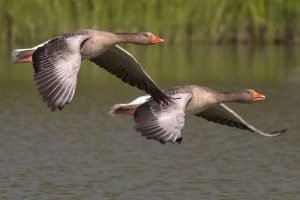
left=12, top=48, right=36, bottom=63
left=109, top=104, right=138, bottom=116
left=109, top=95, right=151, bottom=116
left=12, top=40, right=50, bottom=63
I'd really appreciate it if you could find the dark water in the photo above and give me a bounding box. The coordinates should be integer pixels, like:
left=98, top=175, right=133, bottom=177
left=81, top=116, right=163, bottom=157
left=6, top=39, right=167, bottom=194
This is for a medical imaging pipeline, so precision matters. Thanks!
left=0, top=45, right=299, bottom=200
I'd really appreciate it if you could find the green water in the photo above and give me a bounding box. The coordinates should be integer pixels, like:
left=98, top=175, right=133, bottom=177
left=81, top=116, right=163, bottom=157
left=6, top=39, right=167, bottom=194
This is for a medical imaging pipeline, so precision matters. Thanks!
left=0, top=45, right=299, bottom=199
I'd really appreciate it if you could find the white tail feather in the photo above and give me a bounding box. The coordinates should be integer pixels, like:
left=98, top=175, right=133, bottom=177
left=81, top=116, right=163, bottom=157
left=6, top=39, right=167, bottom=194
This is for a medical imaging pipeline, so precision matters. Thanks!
left=109, top=95, right=150, bottom=116
left=11, top=48, right=35, bottom=62
left=11, top=50, right=19, bottom=62
left=109, top=104, right=127, bottom=115
left=11, top=40, right=51, bottom=62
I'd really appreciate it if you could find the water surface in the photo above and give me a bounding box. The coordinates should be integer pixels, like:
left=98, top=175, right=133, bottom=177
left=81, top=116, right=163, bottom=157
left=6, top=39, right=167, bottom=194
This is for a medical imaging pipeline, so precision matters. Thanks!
left=0, top=45, right=299, bottom=200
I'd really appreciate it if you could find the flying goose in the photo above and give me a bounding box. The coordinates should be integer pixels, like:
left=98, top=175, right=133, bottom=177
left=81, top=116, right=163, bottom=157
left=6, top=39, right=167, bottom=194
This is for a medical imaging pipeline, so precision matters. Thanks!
left=12, top=29, right=169, bottom=110
left=110, top=85, right=286, bottom=144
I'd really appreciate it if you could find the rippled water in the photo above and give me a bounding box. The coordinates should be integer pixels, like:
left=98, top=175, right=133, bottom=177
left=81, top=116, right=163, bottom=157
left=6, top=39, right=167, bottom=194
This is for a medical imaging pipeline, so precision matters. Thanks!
left=0, top=45, right=299, bottom=199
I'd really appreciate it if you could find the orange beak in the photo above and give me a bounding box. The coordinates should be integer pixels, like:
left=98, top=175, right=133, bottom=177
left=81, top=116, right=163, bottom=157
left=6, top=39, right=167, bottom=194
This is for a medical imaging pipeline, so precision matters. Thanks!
left=151, top=35, right=164, bottom=44
left=252, top=91, right=266, bottom=101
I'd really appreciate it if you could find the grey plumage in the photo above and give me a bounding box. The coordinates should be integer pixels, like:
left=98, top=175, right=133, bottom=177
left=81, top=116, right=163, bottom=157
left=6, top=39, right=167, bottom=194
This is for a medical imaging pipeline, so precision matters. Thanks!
left=90, top=45, right=168, bottom=103
left=197, top=103, right=286, bottom=136
left=131, top=85, right=286, bottom=144
left=134, top=93, right=192, bottom=144
left=32, top=35, right=89, bottom=111
left=16, top=29, right=169, bottom=110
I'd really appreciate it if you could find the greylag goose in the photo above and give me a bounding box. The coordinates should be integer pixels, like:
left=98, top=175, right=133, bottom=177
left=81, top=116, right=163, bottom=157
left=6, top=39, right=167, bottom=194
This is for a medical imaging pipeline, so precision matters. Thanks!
left=110, top=85, right=287, bottom=144
left=12, top=29, right=169, bottom=111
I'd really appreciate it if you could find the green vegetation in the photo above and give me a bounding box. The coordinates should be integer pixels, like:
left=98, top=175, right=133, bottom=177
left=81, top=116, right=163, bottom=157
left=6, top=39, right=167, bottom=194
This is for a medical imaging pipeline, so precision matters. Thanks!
left=1, top=0, right=300, bottom=49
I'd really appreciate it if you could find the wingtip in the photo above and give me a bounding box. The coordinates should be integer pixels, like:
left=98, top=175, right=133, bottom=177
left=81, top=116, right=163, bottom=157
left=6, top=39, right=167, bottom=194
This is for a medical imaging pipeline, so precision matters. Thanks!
left=267, top=128, right=287, bottom=137
left=278, top=128, right=287, bottom=133
left=158, top=137, right=182, bottom=145
left=274, top=128, right=287, bottom=135
left=176, top=137, right=183, bottom=144
left=159, top=140, right=167, bottom=145
left=157, top=96, right=173, bottom=105
left=151, top=91, right=172, bottom=105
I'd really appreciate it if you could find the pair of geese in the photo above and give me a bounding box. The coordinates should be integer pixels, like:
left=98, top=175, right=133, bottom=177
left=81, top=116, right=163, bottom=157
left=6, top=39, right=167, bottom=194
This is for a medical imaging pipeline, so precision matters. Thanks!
left=12, top=29, right=286, bottom=144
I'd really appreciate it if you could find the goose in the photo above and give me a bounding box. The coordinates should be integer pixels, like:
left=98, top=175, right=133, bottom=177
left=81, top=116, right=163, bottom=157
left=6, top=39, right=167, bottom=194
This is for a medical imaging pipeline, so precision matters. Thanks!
left=12, top=29, right=169, bottom=111
left=110, top=85, right=287, bottom=144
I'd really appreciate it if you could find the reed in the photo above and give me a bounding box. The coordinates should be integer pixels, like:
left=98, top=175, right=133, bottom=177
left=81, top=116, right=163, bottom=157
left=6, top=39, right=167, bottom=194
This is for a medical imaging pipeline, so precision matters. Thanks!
left=1, top=0, right=299, bottom=49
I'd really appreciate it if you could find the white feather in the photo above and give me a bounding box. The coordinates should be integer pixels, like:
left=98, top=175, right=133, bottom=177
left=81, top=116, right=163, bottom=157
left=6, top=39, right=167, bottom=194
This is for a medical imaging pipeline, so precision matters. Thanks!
left=11, top=40, right=51, bottom=61
left=109, top=95, right=150, bottom=115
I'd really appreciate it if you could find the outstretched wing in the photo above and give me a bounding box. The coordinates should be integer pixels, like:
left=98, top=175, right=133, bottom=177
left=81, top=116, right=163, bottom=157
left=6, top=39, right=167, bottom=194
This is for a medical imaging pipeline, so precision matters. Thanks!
left=196, top=103, right=286, bottom=137
left=32, top=35, right=89, bottom=111
left=90, top=45, right=170, bottom=104
left=134, top=93, right=192, bottom=144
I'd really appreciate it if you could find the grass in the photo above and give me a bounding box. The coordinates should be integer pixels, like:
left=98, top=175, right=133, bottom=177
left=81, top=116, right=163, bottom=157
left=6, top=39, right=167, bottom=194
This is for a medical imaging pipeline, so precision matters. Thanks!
left=1, top=0, right=300, bottom=49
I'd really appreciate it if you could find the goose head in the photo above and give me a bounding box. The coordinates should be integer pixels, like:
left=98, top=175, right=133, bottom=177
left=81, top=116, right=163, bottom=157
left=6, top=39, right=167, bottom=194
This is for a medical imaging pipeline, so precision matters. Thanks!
left=136, top=32, right=164, bottom=44
left=241, top=89, right=266, bottom=103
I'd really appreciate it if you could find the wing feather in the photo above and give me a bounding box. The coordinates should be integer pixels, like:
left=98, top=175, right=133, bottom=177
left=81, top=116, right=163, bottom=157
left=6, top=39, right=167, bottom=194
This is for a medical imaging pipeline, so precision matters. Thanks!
left=32, top=35, right=89, bottom=111
left=90, top=45, right=170, bottom=103
left=134, top=93, right=192, bottom=144
left=196, top=103, right=286, bottom=137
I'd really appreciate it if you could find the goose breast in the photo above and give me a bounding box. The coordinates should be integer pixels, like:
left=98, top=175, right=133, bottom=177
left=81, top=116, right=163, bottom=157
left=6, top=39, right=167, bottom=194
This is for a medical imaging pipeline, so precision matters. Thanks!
left=186, top=88, right=219, bottom=116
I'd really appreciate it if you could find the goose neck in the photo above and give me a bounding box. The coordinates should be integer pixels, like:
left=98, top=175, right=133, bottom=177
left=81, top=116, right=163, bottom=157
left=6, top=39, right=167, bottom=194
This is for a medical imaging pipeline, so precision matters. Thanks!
left=114, top=33, right=139, bottom=44
left=216, top=92, right=245, bottom=103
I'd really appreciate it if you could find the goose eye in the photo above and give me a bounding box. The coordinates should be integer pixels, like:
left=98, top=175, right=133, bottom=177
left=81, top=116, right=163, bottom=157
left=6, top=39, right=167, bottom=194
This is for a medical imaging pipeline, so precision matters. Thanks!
left=143, top=34, right=149, bottom=37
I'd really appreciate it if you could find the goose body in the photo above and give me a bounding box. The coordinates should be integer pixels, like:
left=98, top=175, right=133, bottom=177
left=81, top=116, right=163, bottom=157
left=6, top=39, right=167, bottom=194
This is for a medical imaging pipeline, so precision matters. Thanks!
left=110, top=85, right=286, bottom=144
left=12, top=29, right=169, bottom=111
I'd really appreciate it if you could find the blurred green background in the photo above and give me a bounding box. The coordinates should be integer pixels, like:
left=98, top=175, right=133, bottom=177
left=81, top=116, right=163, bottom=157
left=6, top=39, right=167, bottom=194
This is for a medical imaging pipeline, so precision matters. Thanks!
left=0, top=2, right=299, bottom=199
left=1, top=0, right=300, bottom=50
left=0, top=0, right=299, bottom=86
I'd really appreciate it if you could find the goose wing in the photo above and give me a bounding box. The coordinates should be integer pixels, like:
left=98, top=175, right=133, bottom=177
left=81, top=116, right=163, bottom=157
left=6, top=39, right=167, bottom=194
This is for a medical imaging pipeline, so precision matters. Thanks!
left=90, top=45, right=170, bottom=103
left=32, top=35, right=89, bottom=111
left=134, top=93, right=192, bottom=144
left=195, top=103, right=286, bottom=137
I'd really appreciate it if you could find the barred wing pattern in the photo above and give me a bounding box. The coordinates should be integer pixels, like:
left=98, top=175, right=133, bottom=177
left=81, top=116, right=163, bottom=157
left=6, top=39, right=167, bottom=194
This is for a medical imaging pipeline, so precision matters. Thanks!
left=32, top=35, right=89, bottom=111
left=134, top=93, right=192, bottom=144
